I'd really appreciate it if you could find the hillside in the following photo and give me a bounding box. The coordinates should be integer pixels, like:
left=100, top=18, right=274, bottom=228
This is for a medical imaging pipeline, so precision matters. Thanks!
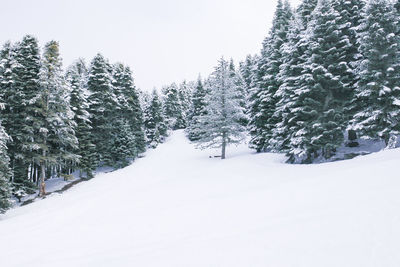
left=1, top=130, right=399, bottom=267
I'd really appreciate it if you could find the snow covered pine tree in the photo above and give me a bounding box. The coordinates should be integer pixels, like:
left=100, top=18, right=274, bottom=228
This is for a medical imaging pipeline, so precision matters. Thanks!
left=192, top=58, right=246, bottom=159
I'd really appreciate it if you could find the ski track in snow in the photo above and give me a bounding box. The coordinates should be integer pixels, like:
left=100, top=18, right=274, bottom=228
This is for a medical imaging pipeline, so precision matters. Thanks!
left=1, top=130, right=400, bottom=267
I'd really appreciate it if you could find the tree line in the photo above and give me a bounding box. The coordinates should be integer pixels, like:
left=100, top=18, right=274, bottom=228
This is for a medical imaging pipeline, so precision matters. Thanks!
left=0, top=36, right=195, bottom=213
left=245, top=0, right=400, bottom=163
left=1, top=0, right=400, bottom=213
left=184, top=0, right=400, bottom=164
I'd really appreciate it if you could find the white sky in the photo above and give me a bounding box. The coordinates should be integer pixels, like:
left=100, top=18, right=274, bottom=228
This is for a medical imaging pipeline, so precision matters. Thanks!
left=0, top=0, right=301, bottom=91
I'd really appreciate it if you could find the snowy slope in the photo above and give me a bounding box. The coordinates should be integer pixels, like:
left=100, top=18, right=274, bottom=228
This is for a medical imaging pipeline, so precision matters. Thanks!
left=1, top=130, right=400, bottom=267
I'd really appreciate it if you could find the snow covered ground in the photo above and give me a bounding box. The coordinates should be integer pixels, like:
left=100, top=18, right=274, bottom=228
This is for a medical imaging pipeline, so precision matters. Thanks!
left=1, top=130, right=399, bottom=267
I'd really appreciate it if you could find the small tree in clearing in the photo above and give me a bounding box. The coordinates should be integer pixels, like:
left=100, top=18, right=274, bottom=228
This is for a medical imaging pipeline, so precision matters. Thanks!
left=192, top=58, right=246, bottom=159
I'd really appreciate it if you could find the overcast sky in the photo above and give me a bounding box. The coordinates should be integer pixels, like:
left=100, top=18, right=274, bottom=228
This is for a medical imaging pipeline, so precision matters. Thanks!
left=0, top=0, right=301, bottom=91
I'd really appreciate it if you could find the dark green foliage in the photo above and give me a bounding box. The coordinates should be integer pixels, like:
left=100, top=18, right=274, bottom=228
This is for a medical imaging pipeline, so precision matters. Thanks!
left=239, top=55, right=256, bottom=95
left=3, top=36, right=41, bottom=190
left=39, top=41, right=79, bottom=174
left=110, top=119, right=136, bottom=168
left=87, top=53, right=116, bottom=166
left=248, top=0, right=293, bottom=152
left=162, top=83, right=186, bottom=130
left=350, top=0, right=400, bottom=144
left=0, top=121, right=11, bottom=212
left=187, top=77, right=208, bottom=141
left=144, top=90, right=167, bottom=148
left=112, top=63, right=146, bottom=156
left=297, top=0, right=318, bottom=27
left=67, top=59, right=96, bottom=179
left=285, top=0, right=352, bottom=162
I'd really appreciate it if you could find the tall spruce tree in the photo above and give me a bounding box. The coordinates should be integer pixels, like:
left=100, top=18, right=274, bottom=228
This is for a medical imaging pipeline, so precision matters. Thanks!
left=273, top=13, right=309, bottom=152
left=331, top=0, right=365, bottom=130
left=144, top=90, right=167, bottom=148
left=248, top=0, right=293, bottom=152
left=193, top=58, right=246, bottom=159
left=87, top=53, right=116, bottom=166
left=178, top=80, right=192, bottom=125
left=350, top=0, right=400, bottom=144
left=110, top=63, right=139, bottom=166
left=239, top=55, right=256, bottom=95
left=7, top=36, right=42, bottom=191
left=163, top=83, right=186, bottom=130
left=229, top=59, right=248, bottom=127
left=66, top=59, right=96, bottom=178
left=37, top=41, right=78, bottom=195
left=114, top=64, right=146, bottom=155
left=187, top=77, right=208, bottom=141
left=284, top=0, right=359, bottom=162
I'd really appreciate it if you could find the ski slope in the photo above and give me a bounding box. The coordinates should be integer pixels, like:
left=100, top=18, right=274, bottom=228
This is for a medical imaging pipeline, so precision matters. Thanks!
left=1, top=130, right=399, bottom=267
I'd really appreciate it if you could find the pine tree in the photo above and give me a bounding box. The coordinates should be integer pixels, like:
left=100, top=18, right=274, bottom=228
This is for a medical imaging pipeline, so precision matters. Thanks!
left=37, top=41, right=78, bottom=195
left=0, top=121, right=11, bottom=213
left=162, top=83, right=185, bottom=130
left=66, top=59, right=96, bottom=179
left=239, top=55, right=256, bottom=94
left=273, top=13, right=308, bottom=152
left=331, top=0, right=365, bottom=130
left=178, top=80, right=192, bottom=125
left=229, top=59, right=248, bottom=127
left=284, top=0, right=360, bottom=162
left=350, top=0, right=400, bottom=144
left=109, top=63, right=139, bottom=166
left=144, top=90, right=167, bottom=148
left=112, top=64, right=146, bottom=155
left=193, top=58, right=246, bottom=159
left=5, top=36, right=41, bottom=192
left=187, top=76, right=208, bottom=141
left=0, top=77, right=11, bottom=212
left=248, top=0, right=293, bottom=152
left=87, top=53, right=116, bottom=166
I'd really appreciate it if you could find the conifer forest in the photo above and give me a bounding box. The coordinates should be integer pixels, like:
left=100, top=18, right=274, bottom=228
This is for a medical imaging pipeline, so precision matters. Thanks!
left=1, top=1, right=400, bottom=266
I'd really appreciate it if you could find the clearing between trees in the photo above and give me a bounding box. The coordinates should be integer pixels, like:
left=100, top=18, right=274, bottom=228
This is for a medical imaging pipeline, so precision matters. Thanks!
left=0, top=130, right=399, bottom=267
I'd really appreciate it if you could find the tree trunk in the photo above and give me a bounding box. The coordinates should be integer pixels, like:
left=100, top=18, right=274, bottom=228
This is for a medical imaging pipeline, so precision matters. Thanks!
left=39, top=150, right=46, bottom=197
left=221, top=132, right=226, bottom=159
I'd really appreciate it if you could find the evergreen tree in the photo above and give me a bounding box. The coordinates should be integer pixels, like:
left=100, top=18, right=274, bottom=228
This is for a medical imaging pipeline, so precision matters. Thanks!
left=109, top=63, right=141, bottom=166
left=284, top=0, right=359, bottom=162
left=248, top=0, right=293, bottom=152
left=162, top=83, right=185, bottom=130
left=87, top=53, right=116, bottom=166
left=0, top=122, right=11, bottom=213
left=178, top=80, right=192, bottom=125
left=37, top=41, right=78, bottom=195
left=0, top=85, right=11, bottom=212
left=350, top=0, right=400, bottom=144
left=144, top=90, right=167, bottom=148
left=273, top=13, right=309, bottom=152
left=331, top=0, right=365, bottom=129
left=239, top=55, right=256, bottom=94
left=229, top=59, right=248, bottom=127
left=66, top=59, right=96, bottom=178
left=187, top=76, right=208, bottom=141
left=5, top=36, right=41, bottom=191
left=112, top=64, right=146, bottom=155
left=193, top=58, right=246, bottom=159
